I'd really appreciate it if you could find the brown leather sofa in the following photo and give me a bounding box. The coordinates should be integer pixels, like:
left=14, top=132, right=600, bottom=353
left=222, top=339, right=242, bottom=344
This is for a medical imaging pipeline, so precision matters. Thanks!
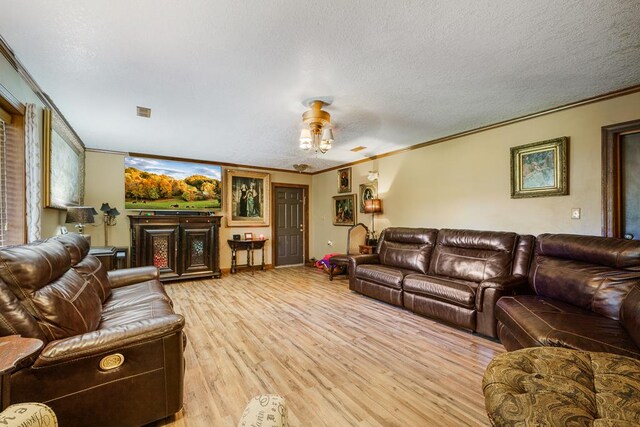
left=0, top=234, right=185, bottom=426
left=496, top=233, right=640, bottom=359
left=349, top=227, right=534, bottom=338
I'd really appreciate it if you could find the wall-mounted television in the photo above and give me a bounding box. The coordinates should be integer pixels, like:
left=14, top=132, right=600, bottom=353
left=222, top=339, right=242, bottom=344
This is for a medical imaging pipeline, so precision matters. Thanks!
left=124, top=156, right=222, bottom=211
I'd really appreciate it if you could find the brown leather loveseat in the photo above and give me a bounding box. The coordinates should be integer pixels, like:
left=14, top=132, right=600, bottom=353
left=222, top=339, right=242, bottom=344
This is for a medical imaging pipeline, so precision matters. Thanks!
left=349, top=227, right=534, bottom=338
left=496, top=233, right=640, bottom=359
left=0, top=234, right=185, bottom=426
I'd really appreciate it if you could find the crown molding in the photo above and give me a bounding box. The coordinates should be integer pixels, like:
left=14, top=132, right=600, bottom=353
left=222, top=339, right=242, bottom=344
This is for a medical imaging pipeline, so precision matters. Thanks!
left=0, top=34, right=85, bottom=148
left=312, top=84, right=640, bottom=175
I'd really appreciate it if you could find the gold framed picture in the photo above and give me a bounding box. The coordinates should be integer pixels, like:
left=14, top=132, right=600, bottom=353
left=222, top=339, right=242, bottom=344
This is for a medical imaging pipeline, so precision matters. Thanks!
left=511, top=137, right=568, bottom=198
left=359, top=182, right=377, bottom=213
left=226, top=170, right=270, bottom=226
left=333, top=194, right=356, bottom=226
left=43, top=108, right=85, bottom=209
left=337, top=167, right=351, bottom=193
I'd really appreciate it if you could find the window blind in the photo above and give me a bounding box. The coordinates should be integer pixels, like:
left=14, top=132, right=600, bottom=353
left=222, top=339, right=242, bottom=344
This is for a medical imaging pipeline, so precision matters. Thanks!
left=0, top=109, right=26, bottom=247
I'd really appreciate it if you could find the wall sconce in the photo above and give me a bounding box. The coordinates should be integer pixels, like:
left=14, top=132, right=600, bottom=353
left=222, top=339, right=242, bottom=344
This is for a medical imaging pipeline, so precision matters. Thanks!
left=367, top=171, right=379, bottom=182
left=364, top=198, right=383, bottom=245
left=100, top=202, right=120, bottom=246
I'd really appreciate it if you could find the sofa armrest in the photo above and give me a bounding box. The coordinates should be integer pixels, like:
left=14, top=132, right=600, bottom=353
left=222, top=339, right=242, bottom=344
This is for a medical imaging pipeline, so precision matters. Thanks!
left=34, top=314, right=184, bottom=367
left=622, top=284, right=640, bottom=348
left=476, top=275, right=528, bottom=312
left=107, top=266, right=160, bottom=289
left=348, top=254, right=380, bottom=276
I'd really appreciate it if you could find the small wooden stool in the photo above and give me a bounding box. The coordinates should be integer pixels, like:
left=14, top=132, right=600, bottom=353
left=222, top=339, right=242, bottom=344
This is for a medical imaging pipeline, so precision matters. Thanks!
left=328, top=254, right=350, bottom=281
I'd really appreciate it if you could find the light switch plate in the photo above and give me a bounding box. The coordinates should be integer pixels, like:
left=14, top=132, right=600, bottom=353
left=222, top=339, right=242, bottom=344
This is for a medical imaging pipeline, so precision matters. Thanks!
left=571, top=208, right=581, bottom=219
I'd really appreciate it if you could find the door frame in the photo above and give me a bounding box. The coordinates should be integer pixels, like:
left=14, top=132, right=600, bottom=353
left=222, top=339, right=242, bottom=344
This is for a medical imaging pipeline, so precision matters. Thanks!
left=271, top=183, right=309, bottom=267
left=601, top=119, right=640, bottom=237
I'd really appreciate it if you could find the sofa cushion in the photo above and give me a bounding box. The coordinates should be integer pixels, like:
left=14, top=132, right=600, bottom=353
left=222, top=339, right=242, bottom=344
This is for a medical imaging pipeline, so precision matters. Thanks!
left=30, top=268, right=103, bottom=341
left=429, top=229, right=517, bottom=283
left=496, top=295, right=640, bottom=359
left=355, top=264, right=415, bottom=289
left=377, top=228, right=437, bottom=274
left=99, top=298, right=176, bottom=329
left=536, top=233, right=640, bottom=270
left=0, top=239, right=71, bottom=294
left=103, top=280, right=172, bottom=313
left=54, top=233, right=90, bottom=266
left=531, top=243, right=640, bottom=321
left=0, top=239, right=103, bottom=341
left=403, top=274, right=477, bottom=308
left=71, top=255, right=112, bottom=303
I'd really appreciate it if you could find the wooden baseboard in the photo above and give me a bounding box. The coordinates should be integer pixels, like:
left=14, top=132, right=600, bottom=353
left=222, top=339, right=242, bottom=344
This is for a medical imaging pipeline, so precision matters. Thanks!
left=221, top=264, right=274, bottom=275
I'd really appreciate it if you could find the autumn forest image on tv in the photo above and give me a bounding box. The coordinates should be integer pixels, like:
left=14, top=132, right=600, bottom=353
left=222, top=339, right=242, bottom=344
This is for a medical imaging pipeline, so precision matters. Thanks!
left=124, top=156, right=222, bottom=210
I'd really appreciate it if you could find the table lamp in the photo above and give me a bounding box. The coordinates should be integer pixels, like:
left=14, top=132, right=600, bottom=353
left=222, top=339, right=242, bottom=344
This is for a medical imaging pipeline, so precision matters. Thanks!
left=65, top=206, right=96, bottom=244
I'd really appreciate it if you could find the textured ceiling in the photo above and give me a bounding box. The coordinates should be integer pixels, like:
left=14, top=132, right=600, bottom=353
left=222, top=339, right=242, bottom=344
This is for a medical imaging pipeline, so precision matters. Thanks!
left=1, top=0, right=639, bottom=172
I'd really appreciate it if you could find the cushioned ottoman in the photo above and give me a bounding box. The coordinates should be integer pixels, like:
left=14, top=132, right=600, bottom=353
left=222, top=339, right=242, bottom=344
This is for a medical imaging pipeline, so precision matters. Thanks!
left=482, top=347, right=640, bottom=426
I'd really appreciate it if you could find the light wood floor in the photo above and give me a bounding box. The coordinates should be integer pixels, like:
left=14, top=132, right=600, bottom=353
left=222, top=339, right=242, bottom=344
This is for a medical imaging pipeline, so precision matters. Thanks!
left=156, top=267, right=504, bottom=427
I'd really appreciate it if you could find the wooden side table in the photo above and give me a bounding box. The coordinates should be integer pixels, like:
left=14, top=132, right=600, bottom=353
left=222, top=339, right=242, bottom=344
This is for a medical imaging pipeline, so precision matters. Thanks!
left=89, top=246, right=117, bottom=271
left=0, top=335, right=43, bottom=410
left=227, top=239, right=268, bottom=274
left=359, top=245, right=377, bottom=254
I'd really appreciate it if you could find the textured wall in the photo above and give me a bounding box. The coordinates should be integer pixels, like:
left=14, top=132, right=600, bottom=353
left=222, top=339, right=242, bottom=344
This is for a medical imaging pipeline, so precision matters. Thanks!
left=310, top=91, right=640, bottom=258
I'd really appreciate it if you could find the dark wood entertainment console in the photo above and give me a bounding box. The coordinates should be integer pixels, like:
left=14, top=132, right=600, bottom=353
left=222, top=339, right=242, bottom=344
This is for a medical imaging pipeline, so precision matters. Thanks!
left=129, top=214, right=222, bottom=281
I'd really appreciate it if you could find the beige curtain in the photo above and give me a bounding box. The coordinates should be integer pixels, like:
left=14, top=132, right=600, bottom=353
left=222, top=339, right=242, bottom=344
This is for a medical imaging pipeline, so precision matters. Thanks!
left=25, top=103, right=41, bottom=242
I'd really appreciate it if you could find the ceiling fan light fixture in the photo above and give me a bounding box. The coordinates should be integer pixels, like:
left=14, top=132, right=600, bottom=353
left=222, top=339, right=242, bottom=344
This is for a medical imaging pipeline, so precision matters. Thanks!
left=298, top=98, right=335, bottom=155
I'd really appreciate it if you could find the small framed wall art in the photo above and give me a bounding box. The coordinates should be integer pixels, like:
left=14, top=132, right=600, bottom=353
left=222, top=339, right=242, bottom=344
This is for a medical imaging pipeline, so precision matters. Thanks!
left=333, top=194, right=356, bottom=226
left=337, top=167, right=351, bottom=193
left=510, top=137, right=568, bottom=198
left=359, top=182, right=378, bottom=213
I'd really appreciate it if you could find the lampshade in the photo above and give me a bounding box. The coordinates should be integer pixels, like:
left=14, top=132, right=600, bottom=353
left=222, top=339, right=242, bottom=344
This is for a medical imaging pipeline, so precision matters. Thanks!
left=100, top=202, right=112, bottom=212
left=65, top=206, right=96, bottom=225
left=364, top=199, right=383, bottom=214
left=321, top=127, right=334, bottom=144
left=299, top=128, right=312, bottom=149
left=108, top=208, right=120, bottom=217
left=91, top=207, right=99, bottom=215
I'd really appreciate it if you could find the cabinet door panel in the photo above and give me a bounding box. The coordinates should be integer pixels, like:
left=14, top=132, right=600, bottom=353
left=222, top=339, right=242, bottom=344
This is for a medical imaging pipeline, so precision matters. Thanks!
left=140, top=226, right=180, bottom=279
left=181, top=225, right=214, bottom=276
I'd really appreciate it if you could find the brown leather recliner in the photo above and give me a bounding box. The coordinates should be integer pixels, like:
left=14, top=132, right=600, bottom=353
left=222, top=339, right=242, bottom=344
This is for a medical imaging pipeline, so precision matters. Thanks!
left=496, top=233, right=640, bottom=359
left=0, top=234, right=185, bottom=426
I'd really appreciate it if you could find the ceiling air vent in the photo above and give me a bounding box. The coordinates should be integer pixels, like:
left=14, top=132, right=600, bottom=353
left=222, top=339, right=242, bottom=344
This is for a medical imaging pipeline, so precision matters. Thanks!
left=136, top=106, right=151, bottom=118
left=350, top=146, right=366, bottom=152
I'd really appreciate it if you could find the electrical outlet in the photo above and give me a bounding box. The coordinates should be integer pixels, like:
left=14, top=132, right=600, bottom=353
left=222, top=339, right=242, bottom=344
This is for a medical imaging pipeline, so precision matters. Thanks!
left=571, top=208, right=581, bottom=219
left=327, top=240, right=333, bottom=246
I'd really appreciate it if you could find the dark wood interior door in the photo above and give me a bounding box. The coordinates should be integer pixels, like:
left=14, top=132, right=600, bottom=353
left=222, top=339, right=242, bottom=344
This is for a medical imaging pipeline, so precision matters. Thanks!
left=275, top=187, right=304, bottom=266
left=620, top=132, right=640, bottom=240
left=602, top=120, right=640, bottom=239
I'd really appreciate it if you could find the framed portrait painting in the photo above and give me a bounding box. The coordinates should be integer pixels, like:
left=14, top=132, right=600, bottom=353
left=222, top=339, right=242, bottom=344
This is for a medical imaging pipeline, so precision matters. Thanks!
left=333, top=194, right=356, bottom=226
left=43, top=108, right=85, bottom=209
left=337, top=167, right=351, bottom=193
left=359, top=182, right=378, bottom=213
left=511, top=137, right=568, bottom=198
left=226, top=170, right=270, bottom=226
